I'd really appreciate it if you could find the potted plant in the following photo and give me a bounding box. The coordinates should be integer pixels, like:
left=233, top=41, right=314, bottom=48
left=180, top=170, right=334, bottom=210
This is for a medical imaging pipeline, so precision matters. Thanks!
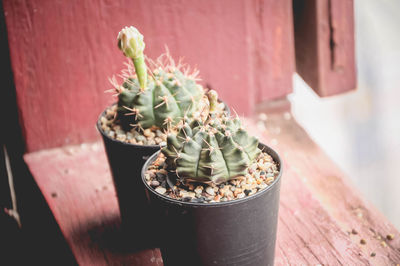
left=141, top=110, right=282, bottom=265
left=97, top=26, right=227, bottom=238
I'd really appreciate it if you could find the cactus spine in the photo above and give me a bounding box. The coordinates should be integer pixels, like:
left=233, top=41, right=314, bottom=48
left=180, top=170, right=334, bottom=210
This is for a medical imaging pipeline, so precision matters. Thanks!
left=162, top=117, right=261, bottom=184
left=115, top=26, right=205, bottom=130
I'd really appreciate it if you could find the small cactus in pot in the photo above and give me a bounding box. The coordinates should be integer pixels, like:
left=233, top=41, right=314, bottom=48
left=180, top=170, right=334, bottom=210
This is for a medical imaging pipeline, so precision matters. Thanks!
left=142, top=114, right=282, bottom=265
left=96, top=26, right=229, bottom=234
left=110, top=26, right=221, bottom=135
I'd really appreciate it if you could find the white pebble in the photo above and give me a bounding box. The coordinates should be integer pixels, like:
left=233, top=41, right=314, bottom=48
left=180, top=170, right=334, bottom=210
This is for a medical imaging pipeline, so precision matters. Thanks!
left=143, top=129, right=152, bottom=137
left=155, top=187, right=166, bottom=194
left=206, top=187, right=215, bottom=196
left=151, top=180, right=160, bottom=187
left=194, top=186, right=203, bottom=194
left=237, top=193, right=245, bottom=199
left=187, top=192, right=196, bottom=198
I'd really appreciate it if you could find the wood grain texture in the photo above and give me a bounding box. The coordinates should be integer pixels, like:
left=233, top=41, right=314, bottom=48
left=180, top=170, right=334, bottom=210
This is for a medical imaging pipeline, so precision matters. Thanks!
left=24, top=142, right=163, bottom=266
left=24, top=112, right=400, bottom=265
left=247, top=102, right=400, bottom=265
left=293, top=0, right=356, bottom=96
left=3, top=0, right=294, bottom=152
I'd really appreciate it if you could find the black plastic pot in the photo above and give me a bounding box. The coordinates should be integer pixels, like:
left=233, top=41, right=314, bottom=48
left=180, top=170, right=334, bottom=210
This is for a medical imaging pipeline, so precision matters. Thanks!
left=97, top=106, right=160, bottom=242
left=142, top=143, right=282, bottom=266
left=97, top=102, right=230, bottom=239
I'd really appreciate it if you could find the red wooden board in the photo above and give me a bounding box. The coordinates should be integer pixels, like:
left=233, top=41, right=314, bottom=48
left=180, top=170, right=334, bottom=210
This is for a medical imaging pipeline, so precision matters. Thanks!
left=4, top=0, right=294, bottom=152
left=24, top=115, right=400, bottom=265
left=293, top=0, right=356, bottom=96
left=24, top=142, right=162, bottom=265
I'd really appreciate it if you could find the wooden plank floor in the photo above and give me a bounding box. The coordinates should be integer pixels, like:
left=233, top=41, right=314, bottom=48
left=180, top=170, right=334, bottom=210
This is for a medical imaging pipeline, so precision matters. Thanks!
left=24, top=110, right=400, bottom=265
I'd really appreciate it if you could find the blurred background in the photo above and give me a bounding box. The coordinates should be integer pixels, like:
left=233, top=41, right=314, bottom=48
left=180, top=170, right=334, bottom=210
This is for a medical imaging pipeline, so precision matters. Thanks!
left=291, top=0, right=400, bottom=229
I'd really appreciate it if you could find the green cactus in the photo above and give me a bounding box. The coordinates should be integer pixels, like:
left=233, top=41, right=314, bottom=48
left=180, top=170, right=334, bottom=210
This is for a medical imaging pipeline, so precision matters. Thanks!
left=162, top=117, right=261, bottom=184
left=115, top=26, right=205, bottom=130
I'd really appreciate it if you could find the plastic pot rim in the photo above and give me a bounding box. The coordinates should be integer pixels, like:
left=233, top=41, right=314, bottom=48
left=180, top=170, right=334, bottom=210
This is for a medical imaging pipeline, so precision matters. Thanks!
left=141, top=143, right=283, bottom=208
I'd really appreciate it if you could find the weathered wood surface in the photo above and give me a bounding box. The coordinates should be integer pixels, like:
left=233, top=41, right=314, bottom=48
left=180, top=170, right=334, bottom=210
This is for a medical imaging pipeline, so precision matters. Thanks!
left=4, top=0, right=294, bottom=152
left=24, top=143, right=162, bottom=266
left=247, top=104, right=400, bottom=265
left=24, top=112, right=400, bottom=265
left=293, top=0, right=356, bottom=96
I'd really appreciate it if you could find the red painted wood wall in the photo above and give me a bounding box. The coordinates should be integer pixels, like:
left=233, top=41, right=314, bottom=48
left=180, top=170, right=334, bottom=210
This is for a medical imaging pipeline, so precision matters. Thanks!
left=3, top=0, right=295, bottom=152
left=4, top=0, right=355, bottom=153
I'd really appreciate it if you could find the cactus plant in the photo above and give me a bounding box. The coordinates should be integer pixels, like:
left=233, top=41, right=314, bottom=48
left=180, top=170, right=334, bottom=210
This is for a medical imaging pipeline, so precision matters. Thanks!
left=162, top=116, right=261, bottom=184
left=114, top=26, right=205, bottom=131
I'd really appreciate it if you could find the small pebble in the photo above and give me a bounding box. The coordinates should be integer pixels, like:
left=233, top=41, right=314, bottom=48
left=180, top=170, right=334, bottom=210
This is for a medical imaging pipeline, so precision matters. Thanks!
left=244, top=189, right=252, bottom=196
left=206, top=187, right=215, bottom=196
left=156, top=130, right=163, bottom=137
left=351, top=229, right=358, bottom=235
left=370, top=252, right=376, bottom=257
left=143, top=129, right=152, bottom=137
left=360, top=239, right=366, bottom=245
left=266, top=177, right=274, bottom=184
left=237, top=193, right=245, bottom=199
left=155, top=187, right=166, bottom=194
left=194, top=186, right=203, bottom=194
left=136, top=135, right=146, bottom=142
left=381, top=241, right=387, bottom=247
left=187, top=192, right=196, bottom=198
left=386, top=234, right=395, bottom=240
left=150, top=180, right=160, bottom=187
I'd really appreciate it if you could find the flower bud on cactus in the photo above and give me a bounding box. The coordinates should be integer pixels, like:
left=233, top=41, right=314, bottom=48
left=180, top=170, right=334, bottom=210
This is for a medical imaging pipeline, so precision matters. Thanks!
left=162, top=117, right=261, bottom=184
left=207, top=90, right=219, bottom=114
left=117, top=26, right=147, bottom=88
left=115, top=26, right=205, bottom=130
